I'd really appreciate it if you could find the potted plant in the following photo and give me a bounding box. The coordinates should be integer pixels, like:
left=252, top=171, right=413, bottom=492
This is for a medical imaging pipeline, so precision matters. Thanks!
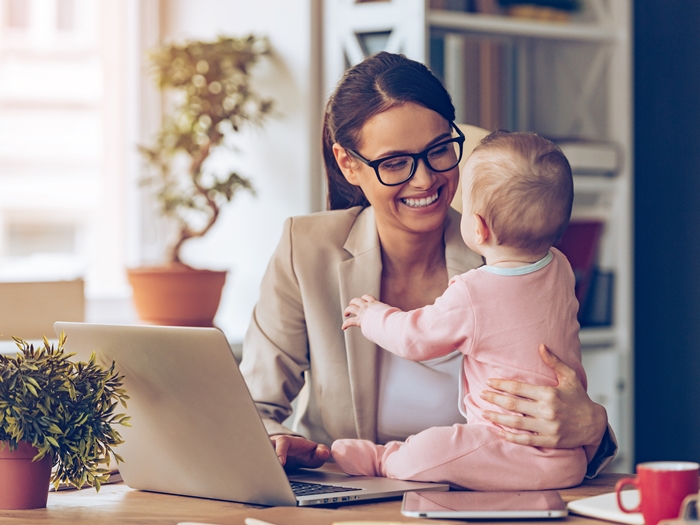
left=0, top=334, right=129, bottom=509
left=128, top=35, right=274, bottom=327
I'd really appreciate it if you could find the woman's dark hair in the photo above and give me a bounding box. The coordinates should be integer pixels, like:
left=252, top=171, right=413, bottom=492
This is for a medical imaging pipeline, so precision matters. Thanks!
left=323, top=52, right=456, bottom=210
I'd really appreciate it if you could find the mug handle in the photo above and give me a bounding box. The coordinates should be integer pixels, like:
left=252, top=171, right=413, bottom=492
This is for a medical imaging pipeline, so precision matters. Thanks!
left=616, top=477, right=642, bottom=513
left=680, top=494, right=698, bottom=520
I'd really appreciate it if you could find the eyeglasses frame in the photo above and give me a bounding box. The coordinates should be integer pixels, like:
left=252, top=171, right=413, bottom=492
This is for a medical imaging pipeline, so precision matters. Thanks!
left=344, top=123, right=466, bottom=187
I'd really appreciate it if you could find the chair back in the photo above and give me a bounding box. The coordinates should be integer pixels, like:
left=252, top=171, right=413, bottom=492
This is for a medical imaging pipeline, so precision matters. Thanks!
left=0, top=280, right=84, bottom=341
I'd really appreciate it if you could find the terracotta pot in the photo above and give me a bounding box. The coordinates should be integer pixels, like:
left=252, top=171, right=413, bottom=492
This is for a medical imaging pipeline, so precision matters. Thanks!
left=0, top=441, right=52, bottom=510
left=127, top=265, right=227, bottom=327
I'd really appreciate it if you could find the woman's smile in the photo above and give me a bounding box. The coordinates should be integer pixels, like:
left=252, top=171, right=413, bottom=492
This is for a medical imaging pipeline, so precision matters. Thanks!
left=400, top=186, right=442, bottom=208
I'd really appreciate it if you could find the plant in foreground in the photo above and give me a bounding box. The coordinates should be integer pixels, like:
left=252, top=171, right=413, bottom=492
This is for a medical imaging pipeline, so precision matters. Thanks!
left=0, top=334, right=129, bottom=490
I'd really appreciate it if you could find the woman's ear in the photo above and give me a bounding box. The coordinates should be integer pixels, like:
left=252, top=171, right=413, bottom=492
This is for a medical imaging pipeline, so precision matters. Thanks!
left=332, top=143, right=361, bottom=186
left=474, top=213, right=490, bottom=245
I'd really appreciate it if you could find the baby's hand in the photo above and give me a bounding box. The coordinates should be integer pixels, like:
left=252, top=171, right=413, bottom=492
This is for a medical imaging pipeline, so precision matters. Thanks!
left=342, top=294, right=380, bottom=330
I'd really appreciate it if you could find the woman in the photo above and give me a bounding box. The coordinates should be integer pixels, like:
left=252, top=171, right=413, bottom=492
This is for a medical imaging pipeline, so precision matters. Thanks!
left=239, top=51, right=615, bottom=476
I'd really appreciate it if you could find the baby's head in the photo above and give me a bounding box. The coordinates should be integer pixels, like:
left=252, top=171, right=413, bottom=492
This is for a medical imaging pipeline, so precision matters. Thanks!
left=460, top=130, right=573, bottom=257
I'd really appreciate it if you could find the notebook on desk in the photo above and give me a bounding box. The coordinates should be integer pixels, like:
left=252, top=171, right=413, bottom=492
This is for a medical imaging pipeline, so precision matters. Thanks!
left=53, top=322, right=449, bottom=506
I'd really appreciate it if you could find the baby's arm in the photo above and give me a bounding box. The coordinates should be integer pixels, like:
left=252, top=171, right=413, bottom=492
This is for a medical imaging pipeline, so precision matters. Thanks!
left=358, top=279, right=474, bottom=361
left=342, top=294, right=382, bottom=330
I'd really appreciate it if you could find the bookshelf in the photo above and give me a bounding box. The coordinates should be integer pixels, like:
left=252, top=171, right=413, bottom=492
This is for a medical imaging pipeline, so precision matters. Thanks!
left=427, top=10, right=618, bottom=41
left=324, top=0, right=633, bottom=472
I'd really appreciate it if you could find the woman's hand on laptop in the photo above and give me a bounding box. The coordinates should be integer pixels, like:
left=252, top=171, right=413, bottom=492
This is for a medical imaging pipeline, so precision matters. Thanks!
left=271, top=434, right=330, bottom=470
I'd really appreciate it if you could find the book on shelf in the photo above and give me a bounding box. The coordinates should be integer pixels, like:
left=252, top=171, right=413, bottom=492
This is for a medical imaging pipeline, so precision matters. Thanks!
left=553, top=139, right=621, bottom=176
left=429, top=0, right=579, bottom=19
left=447, top=35, right=509, bottom=131
left=555, top=220, right=604, bottom=320
left=429, top=0, right=477, bottom=10
left=579, top=268, right=614, bottom=327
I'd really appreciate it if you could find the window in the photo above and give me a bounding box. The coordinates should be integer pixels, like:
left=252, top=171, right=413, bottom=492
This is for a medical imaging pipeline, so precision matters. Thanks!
left=56, top=0, right=74, bottom=31
left=6, top=223, right=77, bottom=256
left=0, top=0, right=134, bottom=303
left=4, top=0, right=29, bottom=29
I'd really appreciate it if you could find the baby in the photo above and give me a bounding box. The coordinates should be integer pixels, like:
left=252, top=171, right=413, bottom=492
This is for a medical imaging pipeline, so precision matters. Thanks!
left=332, top=130, right=588, bottom=491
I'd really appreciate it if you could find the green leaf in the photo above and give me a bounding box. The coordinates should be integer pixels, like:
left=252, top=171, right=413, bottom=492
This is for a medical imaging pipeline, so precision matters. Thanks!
left=25, top=382, right=38, bottom=396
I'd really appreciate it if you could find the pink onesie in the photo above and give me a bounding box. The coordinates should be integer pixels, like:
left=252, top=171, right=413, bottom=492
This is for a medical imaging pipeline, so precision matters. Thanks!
left=331, top=248, right=588, bottom=490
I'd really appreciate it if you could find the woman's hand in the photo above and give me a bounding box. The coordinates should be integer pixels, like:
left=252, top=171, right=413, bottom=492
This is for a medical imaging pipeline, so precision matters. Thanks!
left=480, top=344, right=608, bottom=452
left=271, top=434, right=330, bottom=471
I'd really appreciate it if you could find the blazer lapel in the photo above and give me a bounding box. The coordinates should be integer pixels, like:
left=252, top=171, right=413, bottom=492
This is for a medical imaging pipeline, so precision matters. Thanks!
left=336, top=206, right=482, bottom=442
left=338, top=207, right=382, bottom=441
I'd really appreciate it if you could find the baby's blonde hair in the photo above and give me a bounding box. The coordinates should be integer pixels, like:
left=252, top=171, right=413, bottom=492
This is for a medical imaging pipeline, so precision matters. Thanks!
left=467, top=130, right=573, bottom=254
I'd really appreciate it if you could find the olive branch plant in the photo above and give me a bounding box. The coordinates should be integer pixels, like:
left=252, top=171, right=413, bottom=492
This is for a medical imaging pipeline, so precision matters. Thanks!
left=139, top=35, right=274, bottom=265
left=0, top=334, right=129, bottom=490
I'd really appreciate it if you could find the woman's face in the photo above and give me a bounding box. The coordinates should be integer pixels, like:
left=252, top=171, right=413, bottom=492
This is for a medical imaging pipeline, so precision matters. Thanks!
left=333, top=103, right=459, bottom=236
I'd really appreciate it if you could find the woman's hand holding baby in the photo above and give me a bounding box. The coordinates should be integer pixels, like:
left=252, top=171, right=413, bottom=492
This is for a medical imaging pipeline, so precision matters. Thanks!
left=342, top=294, right=380, bottom=330
left=480, top=344, right=608, bottom=451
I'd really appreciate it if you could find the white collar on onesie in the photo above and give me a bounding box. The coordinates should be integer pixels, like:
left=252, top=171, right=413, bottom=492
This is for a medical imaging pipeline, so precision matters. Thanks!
left=478, top=250, right=553, bottom=276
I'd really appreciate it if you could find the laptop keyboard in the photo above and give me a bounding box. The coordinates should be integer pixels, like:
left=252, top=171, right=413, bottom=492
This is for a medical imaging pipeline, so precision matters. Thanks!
left=290, top=481, right=362, bottom=497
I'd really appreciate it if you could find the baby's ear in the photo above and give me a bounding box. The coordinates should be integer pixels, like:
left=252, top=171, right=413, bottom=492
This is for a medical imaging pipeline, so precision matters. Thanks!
left=332, top=143, right=361, bottom=186
left=474, top=213, right=490, bottom=244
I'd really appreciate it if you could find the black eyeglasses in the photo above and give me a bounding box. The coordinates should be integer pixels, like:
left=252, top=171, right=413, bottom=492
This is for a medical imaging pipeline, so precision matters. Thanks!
left=345, top=123, right=465, bottom=187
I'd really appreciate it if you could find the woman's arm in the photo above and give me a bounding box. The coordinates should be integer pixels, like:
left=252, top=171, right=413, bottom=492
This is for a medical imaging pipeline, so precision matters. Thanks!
left=239, top=217, right=310, bottom=436
left=479, top=344, right=616, bottom=473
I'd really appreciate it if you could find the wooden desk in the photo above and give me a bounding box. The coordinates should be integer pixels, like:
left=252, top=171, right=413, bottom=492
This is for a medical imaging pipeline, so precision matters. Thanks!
left=0, top=473, right=625, bottom=525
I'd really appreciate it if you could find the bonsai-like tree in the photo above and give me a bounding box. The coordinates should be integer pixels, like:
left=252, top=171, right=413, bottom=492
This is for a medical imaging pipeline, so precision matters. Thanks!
left=139, top=35, right=274, bottom=264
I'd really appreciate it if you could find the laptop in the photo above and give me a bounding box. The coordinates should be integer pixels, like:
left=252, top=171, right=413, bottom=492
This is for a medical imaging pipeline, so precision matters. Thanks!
left=54, top=322, right=449, bottom=506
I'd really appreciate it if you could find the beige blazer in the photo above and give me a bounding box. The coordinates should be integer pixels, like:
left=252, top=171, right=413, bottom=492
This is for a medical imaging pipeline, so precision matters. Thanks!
left=239, top=205, right=483, bottom=446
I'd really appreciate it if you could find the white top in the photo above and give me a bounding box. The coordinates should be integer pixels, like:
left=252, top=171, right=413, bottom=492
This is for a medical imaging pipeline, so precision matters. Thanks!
left=376, top=348, right=465, bottom=444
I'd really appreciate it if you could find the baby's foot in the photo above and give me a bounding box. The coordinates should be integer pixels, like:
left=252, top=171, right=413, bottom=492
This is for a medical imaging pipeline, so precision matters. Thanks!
left=331, top=439, right=385, bottom=477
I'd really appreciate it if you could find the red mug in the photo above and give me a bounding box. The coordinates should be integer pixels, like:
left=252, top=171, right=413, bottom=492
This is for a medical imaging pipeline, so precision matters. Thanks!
left=616, top=461, right=700, bottom=525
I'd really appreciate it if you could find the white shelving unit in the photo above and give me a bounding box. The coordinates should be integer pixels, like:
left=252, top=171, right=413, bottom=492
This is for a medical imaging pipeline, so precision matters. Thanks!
left=324, top=0, right=633, bottom=472
left=427, top=10, right=618, bottom=41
